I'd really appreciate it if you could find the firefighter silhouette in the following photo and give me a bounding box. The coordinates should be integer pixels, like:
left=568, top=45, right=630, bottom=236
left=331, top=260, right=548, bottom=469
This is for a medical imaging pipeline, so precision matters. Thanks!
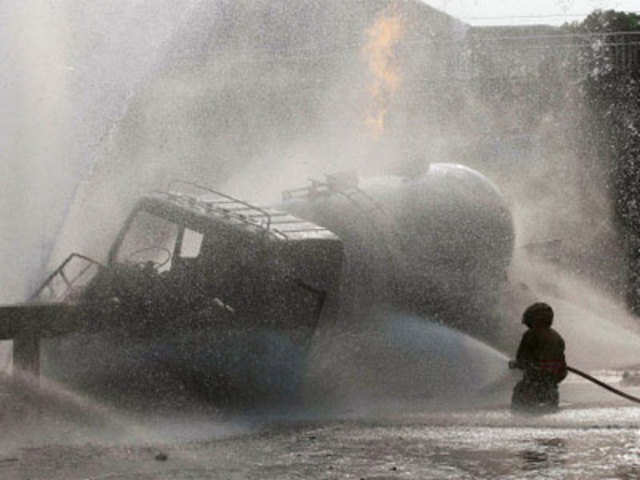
left=510, top=302, right=567, bottom=411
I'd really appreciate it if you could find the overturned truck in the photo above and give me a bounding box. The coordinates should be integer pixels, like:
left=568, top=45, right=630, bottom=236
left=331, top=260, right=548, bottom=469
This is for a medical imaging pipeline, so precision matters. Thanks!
left=0, top=163, right=514, bottom=405
left=1, top=181, right=342, bottom=403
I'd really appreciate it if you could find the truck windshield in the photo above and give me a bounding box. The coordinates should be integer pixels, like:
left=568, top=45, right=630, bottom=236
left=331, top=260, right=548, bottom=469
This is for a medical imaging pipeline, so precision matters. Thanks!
left=114, top=209, right=178, bottom=271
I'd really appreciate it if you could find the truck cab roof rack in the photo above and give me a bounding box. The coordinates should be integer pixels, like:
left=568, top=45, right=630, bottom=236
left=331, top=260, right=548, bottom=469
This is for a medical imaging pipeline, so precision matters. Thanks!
left=166, top=179, right=273, bottom=232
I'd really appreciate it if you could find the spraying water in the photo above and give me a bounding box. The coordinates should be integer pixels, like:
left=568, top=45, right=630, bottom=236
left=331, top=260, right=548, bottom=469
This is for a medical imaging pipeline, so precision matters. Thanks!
left=0, top=369, right=253, bottom=452
left=303, top=309, right=515, bottom=413
left=6, top=5, right=640, bottom=480
left=503, top=250, right=640, bottom=370
left=2, top=0, right=640, bottom=428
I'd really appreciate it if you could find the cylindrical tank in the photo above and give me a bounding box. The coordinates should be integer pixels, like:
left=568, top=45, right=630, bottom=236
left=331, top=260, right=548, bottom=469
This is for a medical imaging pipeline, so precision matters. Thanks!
left=282, top=163, right=515, bottom=330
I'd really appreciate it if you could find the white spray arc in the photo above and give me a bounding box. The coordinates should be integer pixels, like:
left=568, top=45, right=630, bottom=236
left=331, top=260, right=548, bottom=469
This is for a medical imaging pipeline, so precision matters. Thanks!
left=3, top=0, right=640, bottom=415
left=506, top=252, right=640, bottom=370
left=303, top=310, right=512, bottom=411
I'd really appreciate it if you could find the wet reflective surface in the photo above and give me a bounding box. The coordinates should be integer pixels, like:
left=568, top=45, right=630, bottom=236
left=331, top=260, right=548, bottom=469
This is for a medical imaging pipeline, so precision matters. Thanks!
left=2, top=378, right=640, bottom=479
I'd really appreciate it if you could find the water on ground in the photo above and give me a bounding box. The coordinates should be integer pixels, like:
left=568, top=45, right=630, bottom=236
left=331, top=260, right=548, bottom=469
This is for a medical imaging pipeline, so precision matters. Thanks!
left=2, top=372, right=640, bottom=479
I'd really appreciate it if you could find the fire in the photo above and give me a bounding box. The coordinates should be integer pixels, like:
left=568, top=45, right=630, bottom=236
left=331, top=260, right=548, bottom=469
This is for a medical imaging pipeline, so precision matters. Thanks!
left=363, top=7, right=404, bottom=137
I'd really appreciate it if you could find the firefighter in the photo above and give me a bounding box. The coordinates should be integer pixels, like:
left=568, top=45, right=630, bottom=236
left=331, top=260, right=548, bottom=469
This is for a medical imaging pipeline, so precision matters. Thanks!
left=509, top=302, right=567, bottom=411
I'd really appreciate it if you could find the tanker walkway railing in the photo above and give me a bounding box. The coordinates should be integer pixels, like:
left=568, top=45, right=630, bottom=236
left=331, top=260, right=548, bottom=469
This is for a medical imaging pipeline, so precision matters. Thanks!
left=281, top=173, right=387, bottom=218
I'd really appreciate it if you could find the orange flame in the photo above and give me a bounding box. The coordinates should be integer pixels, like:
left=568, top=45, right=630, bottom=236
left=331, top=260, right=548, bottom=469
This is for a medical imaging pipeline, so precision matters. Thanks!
left=363, top=8, right=404, bottom=137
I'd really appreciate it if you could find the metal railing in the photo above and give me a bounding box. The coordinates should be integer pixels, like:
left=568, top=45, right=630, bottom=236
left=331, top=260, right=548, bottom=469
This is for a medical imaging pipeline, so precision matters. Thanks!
left=30, top=253, right=104, bottom=302
left=167, top=180, right=274, bottom=233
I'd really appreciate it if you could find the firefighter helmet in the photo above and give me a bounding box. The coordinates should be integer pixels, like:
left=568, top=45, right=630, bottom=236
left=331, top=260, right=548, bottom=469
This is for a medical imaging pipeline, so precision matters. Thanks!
left=522, top=302, right=553, bottom=328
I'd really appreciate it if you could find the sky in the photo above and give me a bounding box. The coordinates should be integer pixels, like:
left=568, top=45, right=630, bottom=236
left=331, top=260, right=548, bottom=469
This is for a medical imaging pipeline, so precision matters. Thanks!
left=432, top=0, right=640, bottom=25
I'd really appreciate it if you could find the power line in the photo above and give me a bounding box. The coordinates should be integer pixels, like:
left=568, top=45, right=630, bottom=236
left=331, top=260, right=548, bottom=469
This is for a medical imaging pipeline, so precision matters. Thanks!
left=471, top=31, right=640, bottom=42
left=460, top=11, right=640, bottom=21
left=462, top=13, right=593, bottom=20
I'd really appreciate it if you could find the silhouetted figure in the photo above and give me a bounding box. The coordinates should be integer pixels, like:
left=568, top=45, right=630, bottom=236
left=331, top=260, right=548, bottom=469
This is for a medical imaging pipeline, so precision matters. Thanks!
left=510, top=302, right=567, bottom=412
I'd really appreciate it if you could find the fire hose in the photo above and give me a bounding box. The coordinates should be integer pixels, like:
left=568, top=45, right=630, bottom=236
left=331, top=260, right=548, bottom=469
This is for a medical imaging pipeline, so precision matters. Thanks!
left=510, top=361, right=640, bottom=404
left=567, top=366, right=640, bottom=404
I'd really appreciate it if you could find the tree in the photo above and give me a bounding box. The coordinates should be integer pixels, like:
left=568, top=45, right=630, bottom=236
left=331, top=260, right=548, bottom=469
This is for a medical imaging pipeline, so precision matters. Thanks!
left=570, top=10, right=640, bottom=311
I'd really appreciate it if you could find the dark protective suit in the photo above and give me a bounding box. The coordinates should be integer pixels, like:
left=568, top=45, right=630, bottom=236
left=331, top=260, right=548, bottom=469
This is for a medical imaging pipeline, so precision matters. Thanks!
left=512, top=325, right=567, bottom=410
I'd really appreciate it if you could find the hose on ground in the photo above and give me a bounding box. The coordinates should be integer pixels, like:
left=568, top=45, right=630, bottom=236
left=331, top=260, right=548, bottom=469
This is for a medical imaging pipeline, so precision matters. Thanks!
left=568, top=366, right=640, bottom=404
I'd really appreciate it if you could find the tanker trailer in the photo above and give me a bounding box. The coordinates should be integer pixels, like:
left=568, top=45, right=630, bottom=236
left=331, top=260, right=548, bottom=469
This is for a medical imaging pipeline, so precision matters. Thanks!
left=281, top=163, right=515, bottom=335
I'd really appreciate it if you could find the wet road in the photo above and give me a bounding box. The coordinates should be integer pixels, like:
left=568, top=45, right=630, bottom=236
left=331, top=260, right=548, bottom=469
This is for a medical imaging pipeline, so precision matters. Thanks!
left=2, top=377, right=640, bottom=479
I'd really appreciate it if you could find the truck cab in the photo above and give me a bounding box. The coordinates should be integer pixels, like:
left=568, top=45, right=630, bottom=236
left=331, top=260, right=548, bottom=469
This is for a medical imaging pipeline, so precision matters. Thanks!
left=1, top=182, right=343, bottom=403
